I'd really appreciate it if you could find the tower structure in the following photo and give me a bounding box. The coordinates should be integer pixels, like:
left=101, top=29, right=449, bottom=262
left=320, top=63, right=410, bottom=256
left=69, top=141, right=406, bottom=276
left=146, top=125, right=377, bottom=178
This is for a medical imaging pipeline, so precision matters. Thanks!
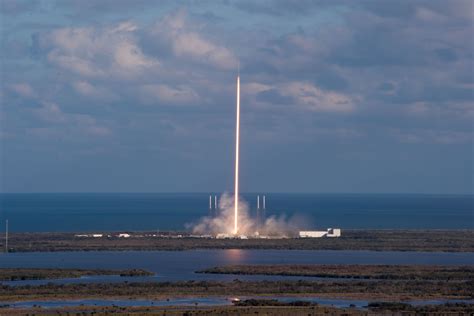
left=5, top=220, right=8, bottom=253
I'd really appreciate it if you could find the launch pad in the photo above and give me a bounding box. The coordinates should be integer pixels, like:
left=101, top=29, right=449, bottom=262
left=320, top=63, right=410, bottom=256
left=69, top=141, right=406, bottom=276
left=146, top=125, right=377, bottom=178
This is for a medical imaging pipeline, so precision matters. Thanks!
left=198, top=74, right=341, bottom=239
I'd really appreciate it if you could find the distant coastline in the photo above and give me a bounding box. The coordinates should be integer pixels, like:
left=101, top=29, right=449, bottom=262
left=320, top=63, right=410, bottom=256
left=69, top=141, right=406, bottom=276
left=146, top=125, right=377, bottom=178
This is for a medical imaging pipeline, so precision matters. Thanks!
left=2, top=229, right=473, bottom=253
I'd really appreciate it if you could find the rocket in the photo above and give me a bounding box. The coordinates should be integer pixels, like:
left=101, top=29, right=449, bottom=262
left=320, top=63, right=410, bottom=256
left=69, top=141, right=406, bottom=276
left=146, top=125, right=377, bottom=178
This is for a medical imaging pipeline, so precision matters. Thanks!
left=233, top=73, right=240, bottom=234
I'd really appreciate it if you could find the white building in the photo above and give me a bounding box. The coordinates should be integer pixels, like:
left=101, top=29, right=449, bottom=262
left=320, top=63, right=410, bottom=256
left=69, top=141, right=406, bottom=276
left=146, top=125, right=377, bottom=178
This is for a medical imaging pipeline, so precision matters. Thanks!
left=299, top=228, right=342, bottom=238
left=74, top=233, right=103, bottom=238
left=327, top=228, right=341, bottom=237
left=216, top=233, right=233, bottom=239
left=299, top=231, right=328, bottom=238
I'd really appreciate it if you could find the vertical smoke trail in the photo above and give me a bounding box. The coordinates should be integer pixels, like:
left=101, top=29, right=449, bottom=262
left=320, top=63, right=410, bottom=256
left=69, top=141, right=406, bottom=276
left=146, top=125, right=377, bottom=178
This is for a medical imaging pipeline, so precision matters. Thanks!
left=234, top=74, right=240, bottom=234
left=188, top=74, right=311, bottom=237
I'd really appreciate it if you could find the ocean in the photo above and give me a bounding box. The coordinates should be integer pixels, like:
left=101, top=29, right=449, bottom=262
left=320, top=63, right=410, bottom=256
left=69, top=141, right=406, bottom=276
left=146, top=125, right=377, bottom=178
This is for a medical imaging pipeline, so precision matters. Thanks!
left=0, top=193, right=472, bottom=232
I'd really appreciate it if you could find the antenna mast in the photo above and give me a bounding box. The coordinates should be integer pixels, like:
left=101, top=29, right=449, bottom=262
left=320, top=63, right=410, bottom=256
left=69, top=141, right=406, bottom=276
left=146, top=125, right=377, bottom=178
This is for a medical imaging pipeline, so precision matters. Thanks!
left=5, top=220, right=8, bottom=253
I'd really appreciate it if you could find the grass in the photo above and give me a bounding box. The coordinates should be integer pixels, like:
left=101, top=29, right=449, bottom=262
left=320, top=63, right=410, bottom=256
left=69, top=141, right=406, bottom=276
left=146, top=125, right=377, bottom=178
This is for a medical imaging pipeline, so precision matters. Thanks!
left=0, top=268, right=153, bottom=281
left=2, top=229, right=474, bottom=252
left=1, top=302, right=473, bottom=315
left=197, top=264, right=474, bottom=280
left=0, top=278, right=472, bottom=302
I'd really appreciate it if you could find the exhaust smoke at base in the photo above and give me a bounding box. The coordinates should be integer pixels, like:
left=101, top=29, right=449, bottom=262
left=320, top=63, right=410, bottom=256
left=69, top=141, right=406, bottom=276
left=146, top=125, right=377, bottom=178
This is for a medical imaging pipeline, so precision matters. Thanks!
left=188, top=193, right=307, bottom=237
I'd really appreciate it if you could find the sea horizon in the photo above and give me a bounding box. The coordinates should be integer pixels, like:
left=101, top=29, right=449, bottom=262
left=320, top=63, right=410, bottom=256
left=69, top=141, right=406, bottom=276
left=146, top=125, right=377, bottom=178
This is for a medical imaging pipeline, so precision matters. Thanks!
left=1, top=192, right=472, bottom=196
left=1, top=192, right=472, bottom=232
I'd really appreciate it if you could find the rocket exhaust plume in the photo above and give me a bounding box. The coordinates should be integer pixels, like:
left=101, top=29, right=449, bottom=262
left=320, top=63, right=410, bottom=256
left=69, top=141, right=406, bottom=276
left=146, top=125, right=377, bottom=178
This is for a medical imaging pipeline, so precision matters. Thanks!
left=187, top=73, right=312, bottom=237
left=234, top=74, right=240, bottom=234
left=188, top=193, right=308, bottom=237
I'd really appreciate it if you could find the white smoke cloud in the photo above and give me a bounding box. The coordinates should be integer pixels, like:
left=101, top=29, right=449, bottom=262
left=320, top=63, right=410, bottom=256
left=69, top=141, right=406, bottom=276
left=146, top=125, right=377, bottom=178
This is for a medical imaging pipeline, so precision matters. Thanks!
left=188, top=193, right=307, bottom=237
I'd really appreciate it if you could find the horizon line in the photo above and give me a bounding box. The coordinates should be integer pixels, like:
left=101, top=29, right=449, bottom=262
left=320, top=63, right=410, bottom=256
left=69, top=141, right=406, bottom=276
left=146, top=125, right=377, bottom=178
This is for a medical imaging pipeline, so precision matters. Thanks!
left=0, top=191, right=472, bottom=196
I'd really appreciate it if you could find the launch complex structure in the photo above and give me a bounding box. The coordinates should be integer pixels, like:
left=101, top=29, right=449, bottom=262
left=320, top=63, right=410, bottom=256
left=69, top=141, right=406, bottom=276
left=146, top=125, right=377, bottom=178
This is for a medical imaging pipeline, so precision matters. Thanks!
left=205, top=73, right=268, bottom=237
left=206, top=72, right=341, bottom=239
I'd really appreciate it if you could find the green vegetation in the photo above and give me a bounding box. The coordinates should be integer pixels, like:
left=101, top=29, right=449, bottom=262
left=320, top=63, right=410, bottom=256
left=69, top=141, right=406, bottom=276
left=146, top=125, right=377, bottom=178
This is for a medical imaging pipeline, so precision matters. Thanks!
left=367, top=302, right=474, bottom=313
left=1, top=302, right=473, bottom=315
left=2, top=229, right=473, bottom=252
left=0, top=278, right=472, bottom=302
left=0, top=268, right=153, bottom=281
left=198, top=264, right=474, bottom=280
left=0, top=304, right=364, bottom=316
left=1, top=266, right=472, bottom=314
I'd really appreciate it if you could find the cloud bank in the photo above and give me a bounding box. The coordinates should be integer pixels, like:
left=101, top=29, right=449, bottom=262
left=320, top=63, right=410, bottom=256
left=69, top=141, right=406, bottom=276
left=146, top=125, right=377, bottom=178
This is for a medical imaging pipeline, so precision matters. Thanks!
left=1, top=1, right=472, bottom=193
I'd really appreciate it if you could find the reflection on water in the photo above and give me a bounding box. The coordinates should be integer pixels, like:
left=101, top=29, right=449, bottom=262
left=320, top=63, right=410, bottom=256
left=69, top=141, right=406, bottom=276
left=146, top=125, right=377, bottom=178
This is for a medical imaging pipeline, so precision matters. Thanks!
left=224, top=249, right=247, bottom=263
left=1, top=249, right=473, bottom=286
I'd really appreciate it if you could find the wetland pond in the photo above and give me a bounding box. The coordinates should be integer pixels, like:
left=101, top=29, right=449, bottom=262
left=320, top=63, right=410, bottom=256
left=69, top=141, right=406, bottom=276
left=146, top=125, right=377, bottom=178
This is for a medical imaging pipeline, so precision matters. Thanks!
left=1, top=249, right=473, bottom=285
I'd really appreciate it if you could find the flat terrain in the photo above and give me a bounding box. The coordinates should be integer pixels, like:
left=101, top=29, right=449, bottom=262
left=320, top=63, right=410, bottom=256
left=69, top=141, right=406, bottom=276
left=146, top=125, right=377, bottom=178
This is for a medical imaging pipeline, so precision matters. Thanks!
left=2, top=229, right=474, bottom=252
left=2, top=302, right=473, bottom=316
left=197, top=264, right=474, bottom=280
left=1, top=265, right=472, bottom=315
left=1, top=277, right=472, bottom=301
left=0, top=268, right=153, bottom=281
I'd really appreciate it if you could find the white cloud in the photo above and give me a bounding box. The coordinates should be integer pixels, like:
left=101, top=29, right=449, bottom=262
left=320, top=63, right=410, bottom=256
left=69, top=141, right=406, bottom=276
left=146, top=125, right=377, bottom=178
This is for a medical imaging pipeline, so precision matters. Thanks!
left=72, top=80, right=117, bottom=101
left=242, top=82, right=273, bottom=95
left=31, top=102, right=112, bottom=137
left=415, top=7, right=448, bottom=23
left=247, top=81, right=356, bottom=113
left=114, top=41, right=154, bottom=69
left=50, top=54, right=106, bottom=77
left=45, top=22, right=159, bottom=79
left=8, top=83, right=36, bottom=98
left=34, top=102, right=68, bottom=123
left=73, top=81, right=98, bottom=96
left=140, top=84, right=199, bottom=105
left=151, top=10, right=237, bottom=70
left=282, top=82, right=355, bottom=112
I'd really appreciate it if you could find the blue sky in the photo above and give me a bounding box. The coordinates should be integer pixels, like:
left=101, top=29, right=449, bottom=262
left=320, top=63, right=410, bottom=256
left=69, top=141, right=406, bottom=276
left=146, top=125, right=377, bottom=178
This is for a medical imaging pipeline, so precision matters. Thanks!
left=0, top=0, right=472, bottom=193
